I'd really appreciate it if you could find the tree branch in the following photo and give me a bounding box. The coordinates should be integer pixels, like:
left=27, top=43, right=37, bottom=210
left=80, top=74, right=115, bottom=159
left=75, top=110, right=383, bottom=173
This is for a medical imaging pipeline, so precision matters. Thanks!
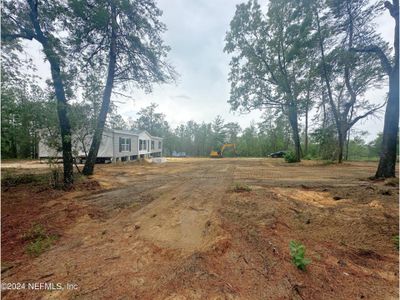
left=350, top=46, right=392, bottom=75
left=349, top=101, right=387, bottom=127
left=1, top=32, right=35, bottom=41
left=384, top=0, right=398, bottom=18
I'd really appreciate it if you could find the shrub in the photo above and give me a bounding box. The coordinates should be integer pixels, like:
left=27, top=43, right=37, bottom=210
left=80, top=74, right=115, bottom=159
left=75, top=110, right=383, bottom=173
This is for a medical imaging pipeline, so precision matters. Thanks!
left=24, top=224, right=58, bottom=257
left=2, top=173, right=46, bottom=187
left=385, top=178, right=399, bottom=187
left=303, top=154, right=313, bottom=160
left=284, top=152, right=298, bottom=163
left=26, top=236, right=58, bottom=257
left=23, top=224, right=47, bottom=241
left=321, top=160, right=335, bottom=166
left=232, top=182, right=252, bottom=192
left=47, top=158, right=64, bottom=189
left=289, top=240, right=311, bottom=271
left=393, top=235, right=399, bottom=250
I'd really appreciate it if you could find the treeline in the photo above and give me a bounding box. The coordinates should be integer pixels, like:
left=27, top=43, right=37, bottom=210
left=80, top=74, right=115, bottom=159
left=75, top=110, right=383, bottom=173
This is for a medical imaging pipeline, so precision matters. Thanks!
left=1, top=86, right=384, bottom=161
left=107, top=103, right=386, bottom=160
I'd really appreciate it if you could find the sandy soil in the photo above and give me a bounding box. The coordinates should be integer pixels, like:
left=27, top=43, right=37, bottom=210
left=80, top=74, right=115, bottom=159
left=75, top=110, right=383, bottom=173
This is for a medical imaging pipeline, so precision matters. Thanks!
left=1, top=158, right=399, bottom=299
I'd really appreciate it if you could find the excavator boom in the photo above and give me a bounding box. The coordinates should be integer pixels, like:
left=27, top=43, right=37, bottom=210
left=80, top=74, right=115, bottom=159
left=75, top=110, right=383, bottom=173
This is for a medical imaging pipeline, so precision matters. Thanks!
left=210, top=143, right=237, bottom=158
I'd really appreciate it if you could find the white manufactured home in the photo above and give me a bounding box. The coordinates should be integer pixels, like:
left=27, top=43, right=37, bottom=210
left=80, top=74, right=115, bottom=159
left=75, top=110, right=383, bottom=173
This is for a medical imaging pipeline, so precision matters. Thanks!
left=39, top=129, right=163, bottom=163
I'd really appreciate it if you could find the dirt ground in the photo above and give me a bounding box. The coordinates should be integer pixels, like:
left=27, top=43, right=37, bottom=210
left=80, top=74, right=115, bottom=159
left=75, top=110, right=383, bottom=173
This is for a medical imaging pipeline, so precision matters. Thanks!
left=1, top=158, right=399, bottom=299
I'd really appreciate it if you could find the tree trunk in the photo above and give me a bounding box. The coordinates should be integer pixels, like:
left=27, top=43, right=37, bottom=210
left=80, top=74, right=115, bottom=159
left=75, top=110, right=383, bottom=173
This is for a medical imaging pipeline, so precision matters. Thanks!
left=304, top=98, right=309, bottom=156
left=27, top=0, right=74, bottom=187
left=83, top=3, right=117, bottom=176
left=315, top=9, right=343, bottom=163
left=288, top=104, right=301, bottom=162
left=375, top=69, right=399, bottom=178
left=337, top=128, right=345, bottom=163
left=345, top=128, right=351, bottom=161
left=375, top=0, right=399, bottom=178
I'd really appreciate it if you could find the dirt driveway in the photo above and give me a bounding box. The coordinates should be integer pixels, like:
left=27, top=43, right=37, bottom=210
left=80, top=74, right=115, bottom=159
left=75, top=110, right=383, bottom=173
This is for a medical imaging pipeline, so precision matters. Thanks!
left=1, top=158, right=399, bottom=299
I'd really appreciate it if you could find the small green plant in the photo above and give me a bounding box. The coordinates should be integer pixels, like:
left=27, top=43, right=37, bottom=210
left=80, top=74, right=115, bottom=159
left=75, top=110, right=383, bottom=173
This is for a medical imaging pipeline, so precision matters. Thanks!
left=284, top=152, right=298, bottom=163
left=23, top=224, right=47, bottom=241
left=24, top=224, right=58, bottom=257
left=303, top=154, right=313, bottom=160
left=385, top=178, right=399, bottom=187
left=289, top=240, right=311, bottom=271
left=48, top=158, right=64, bottom=189
left=26, top=236, right=58, bottom=257
left=393, top=235, right=399, bottom=250
left=232, top=182, right=252, bottom=192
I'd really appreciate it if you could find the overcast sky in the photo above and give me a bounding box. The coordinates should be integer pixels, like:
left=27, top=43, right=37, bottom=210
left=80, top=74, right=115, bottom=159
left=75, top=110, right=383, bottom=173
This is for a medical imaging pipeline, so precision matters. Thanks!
left=27, top=0, right=394, bottom=141
left=117, top=0, right=265, bottom=129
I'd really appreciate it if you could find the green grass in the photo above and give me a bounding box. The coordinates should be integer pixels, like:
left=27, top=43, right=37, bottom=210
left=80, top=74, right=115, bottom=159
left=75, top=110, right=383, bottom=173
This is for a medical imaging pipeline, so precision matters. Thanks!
left=2, top=172, right=47, bottom=187
left=346, top=156, right=380, bottom=162
left=24, top=224, right=58, bottom=257
left=393, top=235, right=399, bottom=251
left=26, top=236, right=58, bottom=257
left=320, top=160, right=336, bottom=166
left=2, top=169, right=84, bottom=189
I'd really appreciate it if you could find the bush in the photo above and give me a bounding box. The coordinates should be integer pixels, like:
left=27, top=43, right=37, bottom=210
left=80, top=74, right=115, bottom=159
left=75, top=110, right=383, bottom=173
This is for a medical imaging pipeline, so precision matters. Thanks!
left=284, top=152, right=298, bottom=163
left=232, top=182, right=252, bottom=192
left=393, top=235, right=399, bottom=250
left=303, top=154, right=314, bottom=160
left=289, top=240, right=311, bottom=271
left=23, top=224, right=47, bottom=241
left=321, top=160, right=335, bottom=166
left=48, top=158, right=64, bottom=189
left=24, top=224, right=58, bottom=257
left=2, top=173, right=46, bottom=187
left=26, top=236, right=57, bottom=257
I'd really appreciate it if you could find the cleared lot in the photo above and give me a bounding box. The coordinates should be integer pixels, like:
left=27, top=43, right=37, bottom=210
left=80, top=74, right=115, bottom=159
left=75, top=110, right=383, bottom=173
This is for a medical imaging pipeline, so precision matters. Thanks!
left=1, top=158, right=399, bottom=299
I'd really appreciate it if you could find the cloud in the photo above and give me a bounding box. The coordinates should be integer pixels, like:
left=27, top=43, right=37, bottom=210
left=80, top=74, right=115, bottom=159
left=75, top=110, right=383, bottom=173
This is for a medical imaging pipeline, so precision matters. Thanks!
left=171, top=94, right=191, bottom=100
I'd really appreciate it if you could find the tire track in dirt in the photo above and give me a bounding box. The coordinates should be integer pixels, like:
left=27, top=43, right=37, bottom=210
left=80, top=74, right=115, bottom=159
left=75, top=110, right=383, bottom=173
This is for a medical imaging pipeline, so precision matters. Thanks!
left=2, top=160, right=238, bottom=300
left=133, top=161, right=236, bottom=252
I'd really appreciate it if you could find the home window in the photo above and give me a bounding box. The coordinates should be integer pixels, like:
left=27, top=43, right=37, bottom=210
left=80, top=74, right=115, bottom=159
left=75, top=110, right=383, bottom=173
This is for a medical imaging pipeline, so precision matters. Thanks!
left=119, top=137, right=131, bottom=152
left=151, top=141, right=155, bottom=150
left=139, top=139, right=143, bottom=150
left=158, top=141, right=162, bottom=149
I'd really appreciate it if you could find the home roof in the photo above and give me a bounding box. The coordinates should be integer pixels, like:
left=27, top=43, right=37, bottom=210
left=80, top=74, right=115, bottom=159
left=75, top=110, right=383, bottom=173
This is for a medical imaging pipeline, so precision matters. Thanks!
left=104, top=128, right=163, bottom=139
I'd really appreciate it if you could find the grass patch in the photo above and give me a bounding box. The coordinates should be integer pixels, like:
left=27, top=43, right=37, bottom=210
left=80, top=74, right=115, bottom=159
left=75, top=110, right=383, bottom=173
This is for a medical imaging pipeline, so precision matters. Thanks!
left=384, top=178, right=399, bottom=187
left=316, top=160, right=336, bottom=166
left=2, top=169, right=85, bottom=190
left=303, top=154, right=313, bottom=160
left=393, top=235, right=399, bottom=250
left=24, top=224, right=58, bottom=257
left=346, top=156, right=380, bottom=162
left=232, top=182, right=252, bottom=192
left=26, top=236, right=58, bottom=257
left=2, top=172, right=47, bottom=187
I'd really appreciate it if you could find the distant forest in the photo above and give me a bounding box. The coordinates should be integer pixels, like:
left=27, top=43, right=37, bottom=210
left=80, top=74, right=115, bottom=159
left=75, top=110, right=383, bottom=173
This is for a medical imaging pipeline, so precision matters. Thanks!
left=0, top=92, right=385, bottom=160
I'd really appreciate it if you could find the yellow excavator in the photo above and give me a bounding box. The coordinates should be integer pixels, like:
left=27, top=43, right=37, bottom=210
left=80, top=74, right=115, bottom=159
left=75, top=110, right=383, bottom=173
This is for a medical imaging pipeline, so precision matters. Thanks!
left=210, top=143, right=237, bottom=158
